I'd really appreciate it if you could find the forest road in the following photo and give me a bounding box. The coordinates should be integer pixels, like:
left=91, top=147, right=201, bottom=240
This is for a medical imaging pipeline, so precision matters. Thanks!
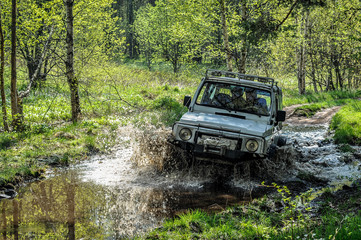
left=283, top=104, right=341, bottom=125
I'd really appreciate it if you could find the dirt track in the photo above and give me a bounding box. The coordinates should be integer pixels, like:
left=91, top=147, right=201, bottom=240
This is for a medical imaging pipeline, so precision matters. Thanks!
left=284, top=105, right=341, bottom=125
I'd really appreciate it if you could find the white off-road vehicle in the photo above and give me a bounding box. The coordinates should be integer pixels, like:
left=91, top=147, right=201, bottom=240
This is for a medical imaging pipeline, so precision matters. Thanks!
left=171, top=69, right=287, bottom=163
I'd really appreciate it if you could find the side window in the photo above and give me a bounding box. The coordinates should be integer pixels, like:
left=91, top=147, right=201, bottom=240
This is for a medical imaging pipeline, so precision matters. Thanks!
left=218, top=88, right=231, bottom=95
left=196, top=83, right=215, bottom=105
left=196, top=87, right=206, bottom=104
left=256, top=90, right=271, bottom=110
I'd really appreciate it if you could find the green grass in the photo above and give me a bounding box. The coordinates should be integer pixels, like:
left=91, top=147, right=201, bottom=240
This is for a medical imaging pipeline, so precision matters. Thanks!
left=283, top=88, right=361, bottom=107
left=330, top=101, right=361, bottom=145
left=139, top=182, right=361, bottom=240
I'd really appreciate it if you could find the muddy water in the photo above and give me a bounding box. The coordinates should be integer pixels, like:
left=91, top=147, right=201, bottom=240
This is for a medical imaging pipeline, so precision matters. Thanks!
left=1, top=126, right=360, bottom=239
left=282, top=125, right=361, bottom=186
left=0, top=140, right=257, bottom=239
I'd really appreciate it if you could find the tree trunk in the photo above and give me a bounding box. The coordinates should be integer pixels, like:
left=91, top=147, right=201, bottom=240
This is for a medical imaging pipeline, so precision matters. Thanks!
left=297, top=11, right=308, bottom=95
left=11, top=0, right=22, bottom=130
left=65, top=0, right=81, bottom=123
left=0, top=6, right=9, bottom=132
left=126, top=0, right=136, bottom=59
left=2, top=201, right=7, bottom=239
left=237, top=0, right=247, bottom=74
left=333, top=55, right=343, bottom=89
left=219, top=0, right=232, bottom=72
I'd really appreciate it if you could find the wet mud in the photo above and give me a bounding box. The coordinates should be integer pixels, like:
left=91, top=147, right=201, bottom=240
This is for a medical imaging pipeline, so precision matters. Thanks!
left=1, top=123, right=361, bottom=239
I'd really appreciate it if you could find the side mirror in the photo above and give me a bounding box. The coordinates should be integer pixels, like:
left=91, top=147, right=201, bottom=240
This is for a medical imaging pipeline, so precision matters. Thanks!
left=276, top=110, right=286, bottom=122
left=183, top=96, right=192, bottom=108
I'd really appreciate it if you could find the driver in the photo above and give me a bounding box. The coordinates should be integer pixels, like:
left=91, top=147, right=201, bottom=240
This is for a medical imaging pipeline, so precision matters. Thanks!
left=231, top=86, right=246, bottom=110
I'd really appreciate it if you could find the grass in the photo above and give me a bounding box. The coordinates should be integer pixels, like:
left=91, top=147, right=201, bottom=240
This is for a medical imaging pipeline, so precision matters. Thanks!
left=330, top=101, right=361, bottom=145
left=139, top=182, right=361, bottom=240
left=283, top=88, right=361, bottom=107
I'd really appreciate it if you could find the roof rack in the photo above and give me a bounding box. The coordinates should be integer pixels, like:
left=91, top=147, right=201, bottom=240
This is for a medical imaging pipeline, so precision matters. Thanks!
left=205, top=69, right=275, bottom=86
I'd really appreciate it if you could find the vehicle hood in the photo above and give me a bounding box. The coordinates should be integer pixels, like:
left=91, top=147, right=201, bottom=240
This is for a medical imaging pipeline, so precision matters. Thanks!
left=179, top=112, right=271, bottom=136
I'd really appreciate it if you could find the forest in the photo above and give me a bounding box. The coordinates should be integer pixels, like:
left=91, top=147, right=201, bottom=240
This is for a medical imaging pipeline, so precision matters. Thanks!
left=1, top=0, right=361, bottom=239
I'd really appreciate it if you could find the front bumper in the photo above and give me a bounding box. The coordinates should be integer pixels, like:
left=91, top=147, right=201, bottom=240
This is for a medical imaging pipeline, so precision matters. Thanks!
left=175, top=141, right=259, bottom=161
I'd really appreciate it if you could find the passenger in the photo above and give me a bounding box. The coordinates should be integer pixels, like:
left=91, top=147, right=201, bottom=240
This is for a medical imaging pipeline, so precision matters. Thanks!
left=245, top=88, right=268, bottom=114
left=231, top=86, right=246, bottom=110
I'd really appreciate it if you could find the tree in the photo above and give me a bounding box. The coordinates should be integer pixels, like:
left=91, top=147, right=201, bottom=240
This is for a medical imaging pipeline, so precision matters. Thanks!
left=10, top=0, right=22, bottom=130
left=16, top=0, right=63, bottom=88
left=133, top=4, right=157, bottom=70
left=0, top=3, right=9, bottom=131
left=219, top=0, right=233, bottom=71
left=64, top=0, right=80, bottom=123
left=270, top=0, right=361, bottom=92
left=134, top=0, right=213, bottom=72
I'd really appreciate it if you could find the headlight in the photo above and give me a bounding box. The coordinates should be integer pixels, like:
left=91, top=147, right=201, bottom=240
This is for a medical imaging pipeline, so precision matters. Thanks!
left=246, top=139, right=259, bottom=152
left=179, top=128, right=192, bottom=141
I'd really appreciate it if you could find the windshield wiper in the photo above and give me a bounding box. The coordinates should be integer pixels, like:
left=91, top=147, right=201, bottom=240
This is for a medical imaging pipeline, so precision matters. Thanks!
left=215, top=112, right=246, bottom=119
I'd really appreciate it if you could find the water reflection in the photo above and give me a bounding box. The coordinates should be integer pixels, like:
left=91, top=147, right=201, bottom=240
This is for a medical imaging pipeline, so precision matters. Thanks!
left=1, top=170, right=111, bottom=239
left=0, top=166, right=252, bottom=239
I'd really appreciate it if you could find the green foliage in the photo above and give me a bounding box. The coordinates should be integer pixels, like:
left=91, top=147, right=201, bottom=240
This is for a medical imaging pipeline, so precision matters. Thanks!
left=294, top=104, right=323, bottom=117
left=134, top=0, right=214, bottom=72
left=151, top=95, right=188, bottom=126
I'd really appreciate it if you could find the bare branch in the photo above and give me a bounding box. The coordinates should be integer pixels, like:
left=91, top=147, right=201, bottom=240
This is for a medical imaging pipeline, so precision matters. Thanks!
left=275, top=0, right=299, bottom=31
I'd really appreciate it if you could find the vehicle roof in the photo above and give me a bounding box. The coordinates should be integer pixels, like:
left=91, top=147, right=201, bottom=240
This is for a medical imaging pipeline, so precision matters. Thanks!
left=204, top=69, right=281, bottom=92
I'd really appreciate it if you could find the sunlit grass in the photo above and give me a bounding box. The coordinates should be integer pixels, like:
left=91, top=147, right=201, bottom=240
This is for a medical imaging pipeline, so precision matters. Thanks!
left=330, top=101, right=361, bottom=144
left=283, top=89, right=361, bottom=107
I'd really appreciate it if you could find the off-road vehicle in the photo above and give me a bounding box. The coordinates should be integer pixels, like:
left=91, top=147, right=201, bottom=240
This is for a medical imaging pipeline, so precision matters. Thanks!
left=171, top=69, right=286, bottom=163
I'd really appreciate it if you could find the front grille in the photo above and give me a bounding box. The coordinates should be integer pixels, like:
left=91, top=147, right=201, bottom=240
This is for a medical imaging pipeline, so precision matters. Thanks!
left=196, top=132, right=242, bottom=151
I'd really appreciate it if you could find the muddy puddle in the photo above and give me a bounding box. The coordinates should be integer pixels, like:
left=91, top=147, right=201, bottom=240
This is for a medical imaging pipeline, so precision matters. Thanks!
left=1, top=125, right=360, bottom=239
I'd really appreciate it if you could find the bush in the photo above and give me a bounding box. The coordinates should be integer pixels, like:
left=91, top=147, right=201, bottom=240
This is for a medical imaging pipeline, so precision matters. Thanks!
left=0, top=133, right=15, bottom=150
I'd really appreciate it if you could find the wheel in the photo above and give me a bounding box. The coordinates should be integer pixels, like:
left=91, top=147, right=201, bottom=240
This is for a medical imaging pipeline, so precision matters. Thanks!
left=275, top=135, right=287, bottom=147
left=268, top=143, right=277, bottom=159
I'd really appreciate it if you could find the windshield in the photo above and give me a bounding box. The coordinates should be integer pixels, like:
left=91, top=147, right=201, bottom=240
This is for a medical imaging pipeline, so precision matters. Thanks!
left=196, top=81, right=271, bottom=116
